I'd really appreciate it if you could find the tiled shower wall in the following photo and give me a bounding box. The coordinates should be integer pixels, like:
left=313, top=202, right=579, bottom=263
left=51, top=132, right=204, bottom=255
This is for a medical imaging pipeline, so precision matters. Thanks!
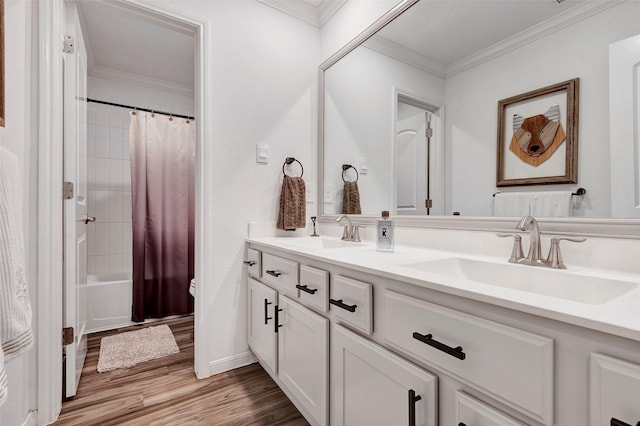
left=86, top=103, right=133, bottom=275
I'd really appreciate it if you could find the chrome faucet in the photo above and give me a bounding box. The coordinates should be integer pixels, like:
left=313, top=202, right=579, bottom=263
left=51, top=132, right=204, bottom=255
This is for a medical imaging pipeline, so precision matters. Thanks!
left=515, top=215, right=546, bottom=266
left=335, top=214, right=364, bottom=242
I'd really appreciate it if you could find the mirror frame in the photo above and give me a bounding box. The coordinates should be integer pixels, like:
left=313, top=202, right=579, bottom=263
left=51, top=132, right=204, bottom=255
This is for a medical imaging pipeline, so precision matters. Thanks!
left=317, top=0, right=639, bottom=238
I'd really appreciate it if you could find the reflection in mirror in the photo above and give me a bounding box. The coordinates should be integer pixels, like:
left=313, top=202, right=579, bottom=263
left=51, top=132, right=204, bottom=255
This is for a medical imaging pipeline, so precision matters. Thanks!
left=321, top=0, right=640, bottom=219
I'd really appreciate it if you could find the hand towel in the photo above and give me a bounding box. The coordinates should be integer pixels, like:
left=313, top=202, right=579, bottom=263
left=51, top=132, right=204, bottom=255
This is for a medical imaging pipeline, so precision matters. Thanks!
left=0, top=349, right=6, bottom=407
left=494, top=192, right=532, bottom=217
left=531, top=191, right=573, bottom=217
left=0, top=147, right=33, bottom=359
left=276, top=176, right=306, bottom=231
left=341, top=181, right=362, bottom=214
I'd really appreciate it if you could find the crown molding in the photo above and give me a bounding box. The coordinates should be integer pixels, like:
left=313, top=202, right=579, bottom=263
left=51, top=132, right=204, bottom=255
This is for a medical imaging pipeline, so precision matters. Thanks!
left=258, top=0, right=347, bottom=27
left=364, top=35, right=446, bottom=79
left=88, top=65, right=194, bottom=97
left=446, top=0, right=624, bottom=78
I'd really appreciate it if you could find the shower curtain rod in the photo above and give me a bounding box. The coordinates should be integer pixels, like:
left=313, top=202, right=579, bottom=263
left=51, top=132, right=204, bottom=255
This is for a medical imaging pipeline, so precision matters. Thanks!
left=87, top=98, right=195, bottom=120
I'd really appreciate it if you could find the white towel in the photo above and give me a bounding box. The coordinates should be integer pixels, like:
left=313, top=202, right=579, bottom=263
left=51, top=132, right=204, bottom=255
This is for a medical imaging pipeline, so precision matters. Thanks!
left=0, top=348, right=7, bottom=407
left=531, top=191, right=573, bottom=217
left=494, top=192, right=532, bottom=217
left=0, top=147, right=33, bottom=359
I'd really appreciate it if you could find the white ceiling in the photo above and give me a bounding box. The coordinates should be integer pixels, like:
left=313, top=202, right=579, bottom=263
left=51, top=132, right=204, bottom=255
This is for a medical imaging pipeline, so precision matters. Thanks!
left=375, top=0, right=583, bottom=71
left=77, top=0, right=195, bottom=93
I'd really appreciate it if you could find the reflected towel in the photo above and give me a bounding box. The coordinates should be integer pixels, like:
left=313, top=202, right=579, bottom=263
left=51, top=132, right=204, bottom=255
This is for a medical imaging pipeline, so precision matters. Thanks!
left=0, top=349, right=6, bottom=407
left=277, top=176, right=306, bottom=231
left=494, top=192, right=531, bottom=217
left=531, top=191, right=572, bottom=217
left=0, top=147, right=33, bottom=359
left=342, top=181, right=361, bottom=215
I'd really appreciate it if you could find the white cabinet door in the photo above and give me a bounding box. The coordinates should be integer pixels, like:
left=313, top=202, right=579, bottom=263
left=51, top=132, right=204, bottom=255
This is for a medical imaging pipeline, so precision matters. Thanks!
left=332, top=324, right=437, bottom=426
left=455, top=391, right=525, bottom=426
left=591, top=353, right=640, bottom=426
left=278, top=295, right=328, bottom=426
left=248, top=278, right=278, bottom=375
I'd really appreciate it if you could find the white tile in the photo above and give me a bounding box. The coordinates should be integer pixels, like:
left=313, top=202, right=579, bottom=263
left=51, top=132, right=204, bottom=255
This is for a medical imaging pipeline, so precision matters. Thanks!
left=95, top=104, right=109, bottom=126
left=87, top=255, right=96, bottom=275
left=94, top=255, right=110, bottom=275
left=123, top=221, right=133, bottom=254
left=123, top=254, right=132, bottom=274
left=121, top=141, right=130, bottom=161
left=87, top=157, right=96, bottom=187
left=123, top=160, right=131, bottom=188
left=93, top=190, right=110, bottom=222
left=94, top=158, right=111, bottom=190
left=109, top=191, right=124, bottom=222
left=109, top=254, right=125, bottom=271
left=87, top=223, right=96, bottom=256
left=94, top=223, right=110, bottom=256
left=87, top=124, right=96, bottom=158
left=122, top=192, right=132, bottom=222
left=123, top=111, right=132, bottom=131
left=109, top=223, right=124, bottom=254
left=95, top=126, right=110, bottom=158
left=88, top=105, right=96, bottom=124
left=109, top=160, right=124, bottom=190
left=109, top=137, right=124, bottom=160
left=110, top=107, right=123, bottom=128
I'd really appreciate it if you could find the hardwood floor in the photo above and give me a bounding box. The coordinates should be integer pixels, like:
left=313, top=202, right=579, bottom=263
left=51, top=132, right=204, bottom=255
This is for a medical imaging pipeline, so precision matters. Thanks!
left=54, top=316, right=308, bottom=426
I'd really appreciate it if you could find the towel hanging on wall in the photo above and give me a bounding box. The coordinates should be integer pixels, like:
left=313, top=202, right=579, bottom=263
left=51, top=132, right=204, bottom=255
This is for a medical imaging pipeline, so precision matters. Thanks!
left=277, top=158, right=306, bottom=231
left=341, top=164, right=361, bottom=214
left=0, top=146, right=33, bottom=360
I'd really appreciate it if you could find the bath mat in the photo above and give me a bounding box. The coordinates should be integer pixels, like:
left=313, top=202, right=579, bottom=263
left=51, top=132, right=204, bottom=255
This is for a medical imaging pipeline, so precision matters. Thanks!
left=97, top=324, right=179, bottom=373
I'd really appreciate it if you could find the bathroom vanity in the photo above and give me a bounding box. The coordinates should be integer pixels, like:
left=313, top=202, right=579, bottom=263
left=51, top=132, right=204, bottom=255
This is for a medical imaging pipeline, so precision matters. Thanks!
left=245, top=233, right=640, bottom=426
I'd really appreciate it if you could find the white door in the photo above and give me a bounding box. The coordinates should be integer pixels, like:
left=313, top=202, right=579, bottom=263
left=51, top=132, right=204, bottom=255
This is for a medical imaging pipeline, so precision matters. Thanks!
left=332, top=324, right=438, bottom=426
left=247, top=278, right=278, bottom=375
left=590, top=353, right=640, bottom=426
left=610, top=33, right=640, bottom=217
left=278, top=295, right=328, bottom=426
left=62, top=2, right=88, bottom=398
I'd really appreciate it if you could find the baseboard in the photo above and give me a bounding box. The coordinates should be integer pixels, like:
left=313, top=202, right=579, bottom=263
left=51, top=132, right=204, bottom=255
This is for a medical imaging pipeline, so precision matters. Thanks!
left=208, top=351, right=257, bottom=376
left=22, top=410, right=37, bottom=426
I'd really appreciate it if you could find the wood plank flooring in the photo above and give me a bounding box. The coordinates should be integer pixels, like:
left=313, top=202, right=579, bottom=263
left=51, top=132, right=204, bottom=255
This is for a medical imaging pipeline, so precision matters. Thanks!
left=54, top=316, right=308, bottom=426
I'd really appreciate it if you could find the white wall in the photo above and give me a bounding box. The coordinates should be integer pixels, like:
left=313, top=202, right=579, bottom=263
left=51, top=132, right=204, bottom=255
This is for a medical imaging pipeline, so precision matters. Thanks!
left=445, top=1, right=640, bottom=217
left=0, top=1, right=37, bottom=425
left=135, top=0, right=320, bottom=374
left=324, top=45, right=444, bottom=214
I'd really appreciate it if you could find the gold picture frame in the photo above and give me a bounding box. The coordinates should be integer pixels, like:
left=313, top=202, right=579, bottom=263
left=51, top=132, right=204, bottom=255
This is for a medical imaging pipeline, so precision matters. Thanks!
left=496, top=78, right=579, bottom=187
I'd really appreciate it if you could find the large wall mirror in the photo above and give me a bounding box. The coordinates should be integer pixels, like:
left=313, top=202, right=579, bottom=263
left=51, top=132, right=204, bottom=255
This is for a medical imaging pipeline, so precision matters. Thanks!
left=319, top=0, right=640, bottom=229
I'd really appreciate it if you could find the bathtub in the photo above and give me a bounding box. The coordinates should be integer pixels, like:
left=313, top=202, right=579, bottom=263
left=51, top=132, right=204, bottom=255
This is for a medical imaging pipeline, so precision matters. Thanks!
left=86, top=271, right=134, bottom=333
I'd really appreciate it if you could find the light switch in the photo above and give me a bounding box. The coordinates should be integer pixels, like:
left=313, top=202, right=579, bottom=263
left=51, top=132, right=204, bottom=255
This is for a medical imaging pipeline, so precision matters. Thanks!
left=256, top=144, right=269, bottom=164
left=359, top=158, right=368, bottom=174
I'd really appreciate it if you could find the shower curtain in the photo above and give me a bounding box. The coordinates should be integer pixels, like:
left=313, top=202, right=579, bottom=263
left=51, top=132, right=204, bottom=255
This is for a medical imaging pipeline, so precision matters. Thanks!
left=130, top=111, right=195, bottom=322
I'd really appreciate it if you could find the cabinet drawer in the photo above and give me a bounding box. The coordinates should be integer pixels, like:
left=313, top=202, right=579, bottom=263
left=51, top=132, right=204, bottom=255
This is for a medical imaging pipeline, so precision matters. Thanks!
left=262, top=253, right=298, bottom=296
left=331, top=275, right=372, bottom=335
left=299, top=265, right=329, bottom=312
left=384, top=290, right=553, bottom=425
left=245, top=248, right=261, bottom=278
left=455, top=391, right=525, bottom=426
left=590, top=353, right=640, bottom=426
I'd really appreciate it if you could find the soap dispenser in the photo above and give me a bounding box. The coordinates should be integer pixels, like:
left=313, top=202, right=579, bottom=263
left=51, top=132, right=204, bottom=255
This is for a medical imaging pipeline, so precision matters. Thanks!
left=377, top=210, right=394, bottom=252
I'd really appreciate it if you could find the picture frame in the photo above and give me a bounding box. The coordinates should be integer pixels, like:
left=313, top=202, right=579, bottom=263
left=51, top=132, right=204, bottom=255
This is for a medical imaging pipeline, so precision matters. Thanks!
left=496, top=78, right=579, bottom=187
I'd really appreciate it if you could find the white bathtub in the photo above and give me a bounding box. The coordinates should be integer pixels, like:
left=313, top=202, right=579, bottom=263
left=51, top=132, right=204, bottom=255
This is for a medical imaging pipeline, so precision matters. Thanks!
left=86, top=271, right=134, bottom=333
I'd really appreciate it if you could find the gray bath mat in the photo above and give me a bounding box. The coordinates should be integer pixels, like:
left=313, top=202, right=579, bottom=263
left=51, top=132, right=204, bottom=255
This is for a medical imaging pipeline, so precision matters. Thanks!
left=97, top=324, right=179, bottom=373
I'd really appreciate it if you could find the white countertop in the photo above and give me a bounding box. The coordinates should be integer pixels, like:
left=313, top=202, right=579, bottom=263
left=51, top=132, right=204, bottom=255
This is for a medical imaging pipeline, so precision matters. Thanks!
left=247, top=236, right=640, bottom=343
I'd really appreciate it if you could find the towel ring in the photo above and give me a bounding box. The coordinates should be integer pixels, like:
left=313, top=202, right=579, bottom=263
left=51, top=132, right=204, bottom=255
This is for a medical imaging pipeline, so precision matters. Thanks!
left=283, top=157, right=303, bottom=177
left=342, top=164, right=359, bottom=183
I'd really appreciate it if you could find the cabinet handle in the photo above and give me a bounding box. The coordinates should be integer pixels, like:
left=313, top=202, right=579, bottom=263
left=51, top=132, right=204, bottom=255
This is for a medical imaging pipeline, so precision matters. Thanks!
left=274, top=306, right=283, bottom=333
left=611, top=418, right=640, bottom=426
left=330, top=298, right=357, bottom=312
left=412, top=331, right=466, bottom=360
left=408, top=389, right=422, bottom=426
left=243, top=260, right=256, bottom=266
left=266, top=270, right=282, bottom=277
left=263, top=299, right=272, bottom=325
left=296, top=284, right=318, bottom=295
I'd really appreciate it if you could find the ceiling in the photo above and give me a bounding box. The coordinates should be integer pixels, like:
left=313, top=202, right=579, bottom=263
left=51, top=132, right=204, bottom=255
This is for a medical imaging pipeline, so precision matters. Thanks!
left=77, top=0, right=195, bottom=94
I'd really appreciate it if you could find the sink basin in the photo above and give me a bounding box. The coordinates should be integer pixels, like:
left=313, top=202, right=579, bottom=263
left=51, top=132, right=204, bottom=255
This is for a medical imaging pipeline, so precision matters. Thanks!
left=279, top=237, right=364, bottom=250
left=400, top=258, right=638, bottom=305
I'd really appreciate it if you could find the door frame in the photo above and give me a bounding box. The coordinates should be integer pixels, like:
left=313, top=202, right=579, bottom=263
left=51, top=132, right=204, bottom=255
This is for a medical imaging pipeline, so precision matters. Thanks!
left=37, top=1, right=211, bottom=423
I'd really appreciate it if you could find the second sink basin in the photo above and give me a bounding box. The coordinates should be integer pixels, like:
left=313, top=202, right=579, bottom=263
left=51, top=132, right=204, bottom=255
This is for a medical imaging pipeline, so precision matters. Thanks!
left=400, top=257, right=637, bottom=305
left=279, top=237, right=365, bottom=250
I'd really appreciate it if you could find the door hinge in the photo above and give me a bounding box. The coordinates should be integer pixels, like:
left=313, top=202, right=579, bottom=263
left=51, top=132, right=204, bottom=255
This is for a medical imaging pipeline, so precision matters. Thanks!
left=425, top=128, right=433, bottom=138
left=63, top=181, right=74, bottom=200
left=63, top=35, right=74, bottom=54
left=63, top=327, right=74, bottom=345
left=425, top=199, right=433, bottom=208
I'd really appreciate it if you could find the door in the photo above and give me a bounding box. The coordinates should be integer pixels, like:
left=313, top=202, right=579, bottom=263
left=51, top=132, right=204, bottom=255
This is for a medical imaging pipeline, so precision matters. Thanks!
left=247, top=278, right=278, bottom=375
left=278, top=295, right=328, bottom=426
left=62, top=2, right=88, bottom=398
left=332, top=324, right=438, bottom=426
left=590, top=353, right=640, bottom=426
left=396, top=103, right=428, bottom=215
